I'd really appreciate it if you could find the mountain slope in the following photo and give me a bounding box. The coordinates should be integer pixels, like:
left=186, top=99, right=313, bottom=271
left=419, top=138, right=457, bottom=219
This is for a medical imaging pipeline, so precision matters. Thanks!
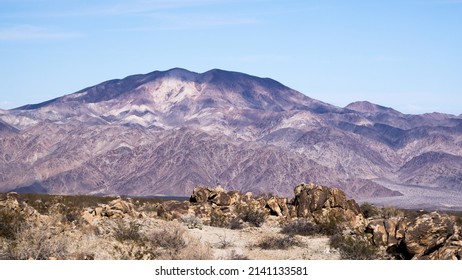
left=1, top=68, right=461, bottom=208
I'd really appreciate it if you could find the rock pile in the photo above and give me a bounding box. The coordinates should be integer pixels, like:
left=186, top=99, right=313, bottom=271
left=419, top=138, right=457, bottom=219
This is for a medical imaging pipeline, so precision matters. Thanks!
left=366, top=212, right=462, bottom=260
left=156, top=183, right=364, bottom=231
left=292, top=183, right=363, bottom=229
left=81, top=197, right=143, bottom=224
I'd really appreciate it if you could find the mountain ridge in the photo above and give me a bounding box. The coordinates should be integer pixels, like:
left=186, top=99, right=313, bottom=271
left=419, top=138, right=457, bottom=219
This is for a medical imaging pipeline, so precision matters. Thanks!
left=1, top=68, right=461, bottom=210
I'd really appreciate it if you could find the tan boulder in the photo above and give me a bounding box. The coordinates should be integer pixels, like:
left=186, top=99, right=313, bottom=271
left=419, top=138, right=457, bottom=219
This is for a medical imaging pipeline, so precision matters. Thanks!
left=157, top=200, right=190, bottom=220
left=190, top=187, right=211, bottom=203
left=404, top=212, right=455, bottom=259
left=292, top=183, right=364, bottom=229
left=210, top=192, right=232, bottom=206
left=266, top=197, right=282, bottom=216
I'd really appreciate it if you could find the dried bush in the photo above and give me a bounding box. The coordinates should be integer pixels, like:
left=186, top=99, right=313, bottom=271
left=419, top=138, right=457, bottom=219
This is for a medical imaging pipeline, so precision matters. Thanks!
left=223, top=250, right=250, bottom=260
left=181, top=215, right=203, bottom=229
left=175, top=236, right=213, bottom=260
left=315, top=212, right=344, bottom=236
left=209, top=209, right=229, bottom=228
left=113, top=219, right=143, bottom=243
left=255, top=235, right=302, bottom=250
left=0, top=208, right=25, bottom=240
left=236, top=205, right=267, bottom=227
left=382, top=207, right=405, bottom=219
left=329, top=234, right=378, bottom=260
left=281, top=219, right=319, bottom=236
left=360, top=203, right=381, bottom=219
left=149, top=222, right=186, bottom=252
left=216, top=232, right=234, bottom=249
left=8, top=224, right=70, bottom=260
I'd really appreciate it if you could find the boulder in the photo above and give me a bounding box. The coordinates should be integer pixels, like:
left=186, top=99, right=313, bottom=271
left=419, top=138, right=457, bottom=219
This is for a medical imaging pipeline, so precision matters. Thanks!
left=404, top=212, right=455, bottom=259
left=266, top=197, right=282, bottom=216
left=210, top=192, right=232, bottom=206
left=156, top=200, right=190, bottom=220
left=190, top=187, right=211, bottom=203
left=292, top=183, right=364, bottom=229
left=366, top=217, right=406, bottom=248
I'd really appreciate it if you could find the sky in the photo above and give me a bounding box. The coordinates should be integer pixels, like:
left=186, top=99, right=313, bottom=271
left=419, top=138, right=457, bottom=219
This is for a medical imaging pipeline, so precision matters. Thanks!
left=0, top=0, right=461, bottom=115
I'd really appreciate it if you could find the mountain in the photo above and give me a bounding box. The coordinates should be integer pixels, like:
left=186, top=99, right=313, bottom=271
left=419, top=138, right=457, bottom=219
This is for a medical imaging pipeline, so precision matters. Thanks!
left=1, top=68, right=462, bottom=209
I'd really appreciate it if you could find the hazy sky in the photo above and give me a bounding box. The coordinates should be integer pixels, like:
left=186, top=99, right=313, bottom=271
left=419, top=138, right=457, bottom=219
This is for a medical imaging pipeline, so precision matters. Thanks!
left=0, top=0, right=461, bottom=114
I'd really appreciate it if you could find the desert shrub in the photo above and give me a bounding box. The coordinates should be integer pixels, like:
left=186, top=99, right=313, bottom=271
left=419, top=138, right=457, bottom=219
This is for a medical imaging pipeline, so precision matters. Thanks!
left=210, top=209, right=230, bottom=228
left=113, top=220, right=143, bottom=243
left=381, top=206, right=405, bottom=219
left=215, top=232, right=234, bottom=249
left=255, top=235, right=302, bottom=250
left=236, top=205, right=267, bottom=227
left=316, top=213, right=343, bottom=236
left=360, top=203, right=381, bottom=219
left=175, top=236, right=213, bottom=260
left=454, top=213, right=462, bottom=227
left=148, top=222, right=213, bottom=260
left=8, top=224, right=70, bottom=260
left=181, top=215, right=203, bottom=229
left=0, top=208, right=25, bottom=240
left=229, top=217, right=243, bottom=230
left=281, top=219, right=319, bottom=236
left=149, top=222, right=186, bottom=252
left=113, top=243, right=158, bottom=260
left=224, top=250, right=250, bottom=260
left=329, top=234, right=378, bottom=260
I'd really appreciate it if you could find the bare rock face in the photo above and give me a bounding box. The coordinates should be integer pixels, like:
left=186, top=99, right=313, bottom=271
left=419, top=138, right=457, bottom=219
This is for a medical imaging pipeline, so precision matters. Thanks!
left=366, top=217, right=406, bottom=248
left=266, top=197, right=289, bottom=217
left=404, top=212, right=456, bottom=259
left=82, top=197, right=142, bottom=224
left=365, top=212, right=462, bottom=260
left=292, top=183, right=363, bottom=229
left=186, top=183, right=365, bottom=231
left=156, top=200, right=190, bottom=220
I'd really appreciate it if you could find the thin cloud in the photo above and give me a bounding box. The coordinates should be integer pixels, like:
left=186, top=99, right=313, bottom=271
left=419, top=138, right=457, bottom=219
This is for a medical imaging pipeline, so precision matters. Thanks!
left=1, top=0, right=233, bottom=18
left=108, top=14, right=258, bottom=32
left=0, top=25, right=83, bottom=41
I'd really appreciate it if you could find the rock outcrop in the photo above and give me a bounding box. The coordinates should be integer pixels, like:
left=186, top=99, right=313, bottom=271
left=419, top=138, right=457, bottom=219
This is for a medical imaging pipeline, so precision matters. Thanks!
left=157, top=183, right=364, bottom=231
left=81, top=197, right=143, bottom=224
left=366, top=212, right=462, bottom=260
left=405, top=212, right=460, bottom=260
left=292, top=183, right=363, bottom=229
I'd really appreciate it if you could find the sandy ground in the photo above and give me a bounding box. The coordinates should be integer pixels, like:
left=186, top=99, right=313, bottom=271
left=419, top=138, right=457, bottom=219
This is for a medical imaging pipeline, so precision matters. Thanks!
left=185, top=217, right=340, bottom=260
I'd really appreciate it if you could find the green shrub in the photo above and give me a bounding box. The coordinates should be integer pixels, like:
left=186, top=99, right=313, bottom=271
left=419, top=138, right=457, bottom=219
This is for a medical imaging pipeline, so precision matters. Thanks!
left=316, top=213, right=344, bottom=236
left=360, top=203, right=380, bottom=219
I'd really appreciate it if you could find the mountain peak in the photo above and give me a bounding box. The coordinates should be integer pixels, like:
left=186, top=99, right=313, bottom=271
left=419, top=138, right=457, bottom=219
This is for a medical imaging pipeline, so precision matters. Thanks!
left=345, top=101, right=400, bottom=114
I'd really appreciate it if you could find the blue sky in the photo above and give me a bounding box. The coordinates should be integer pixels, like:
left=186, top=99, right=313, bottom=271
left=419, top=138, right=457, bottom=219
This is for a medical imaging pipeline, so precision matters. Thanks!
left=0, top=0, right=461, bottom=115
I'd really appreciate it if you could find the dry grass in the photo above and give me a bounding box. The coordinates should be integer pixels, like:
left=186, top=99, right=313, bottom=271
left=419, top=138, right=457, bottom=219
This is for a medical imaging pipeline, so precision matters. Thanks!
left=255, top=234, right=303, bottom=250
left=329, top=234, right=378, bottom=260
left=0, top=207, right=25, bottom=240
left=281, top=219, right=319, bottom=236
